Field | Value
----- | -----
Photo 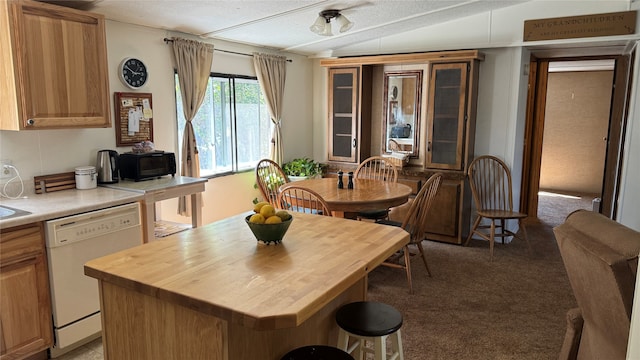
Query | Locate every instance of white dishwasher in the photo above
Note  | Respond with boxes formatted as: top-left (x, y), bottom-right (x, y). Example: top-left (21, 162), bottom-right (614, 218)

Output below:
top-left (45, 202), bottom-right (143, 357)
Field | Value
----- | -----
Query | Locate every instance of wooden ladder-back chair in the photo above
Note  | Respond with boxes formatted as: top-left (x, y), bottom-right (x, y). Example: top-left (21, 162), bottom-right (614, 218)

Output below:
top-left (277, 185), bottom-right (332, 216)
top-left (466, 155), bottom-right (531, 261)
top-left (255, 159), bottom-right (289, 206)
top-left (355, 156), bottom-right (398, 182)
top-left (378, 172), bottom-right (443, 294)
top-left (354, 156), bottom-right (399, 221)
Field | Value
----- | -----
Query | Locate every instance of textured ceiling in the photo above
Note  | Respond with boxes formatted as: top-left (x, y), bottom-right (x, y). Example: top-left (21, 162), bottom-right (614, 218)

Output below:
top-left (45, 0), bottom-right (530, 56)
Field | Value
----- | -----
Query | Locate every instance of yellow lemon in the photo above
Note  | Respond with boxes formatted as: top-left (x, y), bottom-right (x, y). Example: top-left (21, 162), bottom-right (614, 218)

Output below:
top-left (249, 213), bottom-right (265, 224)
top-left (253, 201), bottom-right (270, 213)
top-left (265, 215), bottom-right (282, 224)
top-left (260, 204), bottom-right (276, 218)
top-left (275, 210), bottom-right (291, 221)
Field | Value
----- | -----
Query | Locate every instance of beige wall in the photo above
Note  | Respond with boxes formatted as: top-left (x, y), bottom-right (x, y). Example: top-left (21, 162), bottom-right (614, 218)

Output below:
top-left (0, 21), bottom-right (314, 225)
top-left (539, 71), bottom-right (613, 194)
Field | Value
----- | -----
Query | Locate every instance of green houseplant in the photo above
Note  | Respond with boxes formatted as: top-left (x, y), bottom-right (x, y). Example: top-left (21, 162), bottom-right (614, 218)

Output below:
top-left (282, 158), bottom-right (323, 180)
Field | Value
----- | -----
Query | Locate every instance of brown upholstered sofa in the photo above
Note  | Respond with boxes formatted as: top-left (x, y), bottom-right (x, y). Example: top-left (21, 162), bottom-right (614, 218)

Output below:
top-left (554, 209), bottom-right (640, 360)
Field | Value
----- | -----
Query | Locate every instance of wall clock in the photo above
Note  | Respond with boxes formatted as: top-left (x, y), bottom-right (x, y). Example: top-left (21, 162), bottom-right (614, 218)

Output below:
top-left (119, 58), bottom-right (148, 89)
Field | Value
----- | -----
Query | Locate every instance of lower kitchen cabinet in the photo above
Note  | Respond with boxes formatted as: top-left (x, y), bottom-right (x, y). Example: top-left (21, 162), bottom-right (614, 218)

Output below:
top-left (0, 223), bottom-right (53, 360)
top-left (424, 177), bottom-right (470, 244)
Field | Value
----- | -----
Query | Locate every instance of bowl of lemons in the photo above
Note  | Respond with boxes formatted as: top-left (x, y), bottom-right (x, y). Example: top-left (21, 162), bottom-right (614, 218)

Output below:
top-left (246, 202), bottom-right (293, 245)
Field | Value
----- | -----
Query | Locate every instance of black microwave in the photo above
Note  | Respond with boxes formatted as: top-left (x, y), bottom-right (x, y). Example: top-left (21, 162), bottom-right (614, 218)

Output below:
top-left (119, 152), bottom-right (177, 181)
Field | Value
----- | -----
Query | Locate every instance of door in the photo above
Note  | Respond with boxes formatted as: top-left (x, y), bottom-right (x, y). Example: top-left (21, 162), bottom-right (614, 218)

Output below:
top-left (521, 54), bottom-right (633, 219)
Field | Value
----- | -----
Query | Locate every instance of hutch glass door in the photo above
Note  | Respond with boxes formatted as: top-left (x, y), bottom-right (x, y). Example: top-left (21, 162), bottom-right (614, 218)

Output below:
top-left (329, 68), bottom-right (359, 162)
top-left (426, 63), bottom-right (468, 170)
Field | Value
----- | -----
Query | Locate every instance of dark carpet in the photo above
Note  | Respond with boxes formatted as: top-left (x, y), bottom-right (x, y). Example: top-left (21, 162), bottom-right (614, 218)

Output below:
top-left (366, 191), bottom-right (594, 360)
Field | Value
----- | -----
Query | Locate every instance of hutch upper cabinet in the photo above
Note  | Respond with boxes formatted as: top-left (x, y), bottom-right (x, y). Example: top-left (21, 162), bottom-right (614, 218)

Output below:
top-left (424, 59), bottom-right (480, 244)
top-left (426, 62), bottom-right (472, 170)
top-left (327, 66), bottom-right (372, 163)
top-left (0, 0), bottom-right (110, 130)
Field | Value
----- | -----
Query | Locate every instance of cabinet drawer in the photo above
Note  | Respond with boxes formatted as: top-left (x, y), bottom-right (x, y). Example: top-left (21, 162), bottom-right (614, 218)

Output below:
top-left (0, 224), bottom-right (44, 265)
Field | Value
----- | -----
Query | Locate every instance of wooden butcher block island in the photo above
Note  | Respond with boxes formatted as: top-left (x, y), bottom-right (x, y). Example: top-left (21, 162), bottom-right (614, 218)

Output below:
top-left (84, 212), bottom-right (409, 360)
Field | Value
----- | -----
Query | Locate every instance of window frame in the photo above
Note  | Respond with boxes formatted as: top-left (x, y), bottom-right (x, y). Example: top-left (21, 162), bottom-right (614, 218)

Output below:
top-left (175, 71), bottom-right (271, 179)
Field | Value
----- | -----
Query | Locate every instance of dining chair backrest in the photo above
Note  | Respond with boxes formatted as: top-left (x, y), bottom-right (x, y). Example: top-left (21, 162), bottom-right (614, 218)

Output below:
top-left (467, 155), bottom-right (514, 213)
top-left (402, 172), bottom-right (443, 245)
top-left (355, 156), bottom-right (398, 183)
top-left (277, 185), bottom-right (332, 216)
top-left (255, 159), bottom-right (289, 206)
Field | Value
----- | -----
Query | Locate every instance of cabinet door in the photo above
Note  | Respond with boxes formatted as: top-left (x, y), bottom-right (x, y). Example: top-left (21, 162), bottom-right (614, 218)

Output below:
top-left (425, 63), bottom-right (468, 170)
top-left (12, 1), bottom-right (110, 129)
top-left (425, 179), bottom-right (461, 240)
top-left (328, 68), bottom-right (359, 162)
top-left (0, 224), bottom-right (53, 359)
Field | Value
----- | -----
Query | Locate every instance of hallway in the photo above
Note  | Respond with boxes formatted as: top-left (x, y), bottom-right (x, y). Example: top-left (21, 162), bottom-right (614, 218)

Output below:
top-left (537, 190), bottom-right (598, 227)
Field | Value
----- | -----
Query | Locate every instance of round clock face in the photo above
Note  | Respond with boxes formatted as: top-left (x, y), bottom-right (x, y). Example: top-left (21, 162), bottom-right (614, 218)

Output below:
top-left (120, 58), bottom-right (148, 89)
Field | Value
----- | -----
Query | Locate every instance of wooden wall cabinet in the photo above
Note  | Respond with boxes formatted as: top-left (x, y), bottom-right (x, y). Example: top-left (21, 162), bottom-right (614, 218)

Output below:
top-left (0, 0), bottom-right (110, 130)
top-left (0, 223), bottom-right (53, 360)
top-left (423, 60), bottom-right (480, 244)
top-left (327, 66), bottom-right (372, 163)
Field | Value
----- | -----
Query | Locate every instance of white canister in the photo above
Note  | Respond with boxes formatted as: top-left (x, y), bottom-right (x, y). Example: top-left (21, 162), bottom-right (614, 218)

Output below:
top-left (75, 166), bottom-right (97, 190)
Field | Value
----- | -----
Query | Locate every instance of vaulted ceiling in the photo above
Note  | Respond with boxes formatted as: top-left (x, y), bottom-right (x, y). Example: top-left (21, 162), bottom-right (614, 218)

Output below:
top-left (43, 0), bottom-right (531, 57)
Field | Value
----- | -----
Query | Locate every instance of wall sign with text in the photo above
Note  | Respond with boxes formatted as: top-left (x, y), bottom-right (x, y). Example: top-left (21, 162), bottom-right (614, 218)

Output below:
top-left (524, 11), bottom-right (636, 42)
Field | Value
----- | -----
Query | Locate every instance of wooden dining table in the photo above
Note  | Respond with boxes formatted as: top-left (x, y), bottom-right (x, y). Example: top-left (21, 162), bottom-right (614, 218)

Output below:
top-left (281, 177), bottom-right (413, 218)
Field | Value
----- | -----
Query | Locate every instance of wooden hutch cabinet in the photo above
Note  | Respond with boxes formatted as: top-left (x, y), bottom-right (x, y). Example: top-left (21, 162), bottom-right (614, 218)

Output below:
top-left (327, 66), bottom-right (372, 163)
top-left (0, 223), bottom-right (53, 359)
top-left (424, 59), bottom-right (480, 244)
top-left (321, 51), bottom-right (482, 245)
top-left (0, 0), bottom-right (110, 130)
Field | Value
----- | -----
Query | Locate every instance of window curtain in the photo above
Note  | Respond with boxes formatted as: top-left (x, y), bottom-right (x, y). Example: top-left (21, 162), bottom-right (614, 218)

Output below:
top-left (253, 53), bottom-right (287, 165)
top-left (170, 37), bottom-right (214, 216)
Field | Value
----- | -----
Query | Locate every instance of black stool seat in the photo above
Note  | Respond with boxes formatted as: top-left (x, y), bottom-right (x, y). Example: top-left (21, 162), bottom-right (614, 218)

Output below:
top-left (336, 301), bottom-right (403, 337)
top-left (281, 345), bottom-right (354, 360)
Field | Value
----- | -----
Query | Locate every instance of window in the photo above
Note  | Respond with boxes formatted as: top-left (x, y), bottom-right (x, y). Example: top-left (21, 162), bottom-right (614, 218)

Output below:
top-left (176, 73), bottom-right (271, 177)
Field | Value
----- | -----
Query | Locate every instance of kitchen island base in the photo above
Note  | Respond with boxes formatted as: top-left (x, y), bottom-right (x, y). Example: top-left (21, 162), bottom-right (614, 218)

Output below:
top-left (86, 212), bottom-right (407, 360)
top-left (98, 278), bottom-right (366, 359)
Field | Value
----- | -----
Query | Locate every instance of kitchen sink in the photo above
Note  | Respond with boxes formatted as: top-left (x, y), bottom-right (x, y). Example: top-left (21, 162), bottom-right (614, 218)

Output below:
top-left (0, 205), bottom-right (31, 219)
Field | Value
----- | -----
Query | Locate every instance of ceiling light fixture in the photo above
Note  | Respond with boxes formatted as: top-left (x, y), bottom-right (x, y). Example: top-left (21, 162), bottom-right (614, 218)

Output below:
top-left (310, 9), bottom-right (353, 36)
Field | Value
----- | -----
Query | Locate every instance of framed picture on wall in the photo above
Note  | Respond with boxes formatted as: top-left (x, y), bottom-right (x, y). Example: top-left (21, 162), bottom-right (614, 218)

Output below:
top-left (388, 100), bottom-right (398, 125)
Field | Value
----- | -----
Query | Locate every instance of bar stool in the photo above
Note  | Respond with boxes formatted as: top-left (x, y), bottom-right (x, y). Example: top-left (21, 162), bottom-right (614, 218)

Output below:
top-left (336, 301), bottom-right (404, 360)
top-left (281, 345), bottom-right (355, 360)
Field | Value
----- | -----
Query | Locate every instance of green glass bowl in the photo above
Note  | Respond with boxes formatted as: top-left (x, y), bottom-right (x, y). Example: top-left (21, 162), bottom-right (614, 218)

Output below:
top-left (245, 215), bottom-right (293, 245)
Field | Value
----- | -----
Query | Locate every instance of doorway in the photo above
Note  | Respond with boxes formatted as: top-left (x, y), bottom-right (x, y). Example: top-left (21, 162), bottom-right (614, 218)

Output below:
top-left (537, 62), bottom-right (614, 226)
top-left (521, 53), bottom-right (633, 223)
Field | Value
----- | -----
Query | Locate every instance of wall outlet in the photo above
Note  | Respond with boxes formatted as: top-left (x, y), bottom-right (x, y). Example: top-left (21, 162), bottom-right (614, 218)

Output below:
top-left (0, 160), bottom-right (13, 179)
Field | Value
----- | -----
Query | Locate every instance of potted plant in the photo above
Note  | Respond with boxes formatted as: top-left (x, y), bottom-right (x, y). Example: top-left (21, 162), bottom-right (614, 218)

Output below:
top-left (282, 158), bottom-right (324, 181)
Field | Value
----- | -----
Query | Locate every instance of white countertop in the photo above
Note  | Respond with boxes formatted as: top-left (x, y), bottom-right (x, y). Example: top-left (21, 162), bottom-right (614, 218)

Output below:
top-left (101, 176), bottom-right (207, 193)
top-left (0, 186), bottom-right (144, 229)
